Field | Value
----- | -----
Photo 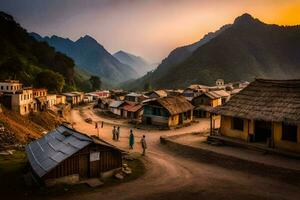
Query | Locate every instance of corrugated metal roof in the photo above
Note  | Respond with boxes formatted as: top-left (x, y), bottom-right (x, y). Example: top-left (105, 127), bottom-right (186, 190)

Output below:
top-left (126, 92), bottom-right (142, 97)
top-left (109, 100), bottom-right (124, 108)
top-left (25, 125), bottom-right (93, 177)
top-left (123, 104), bottom-right (143, 112)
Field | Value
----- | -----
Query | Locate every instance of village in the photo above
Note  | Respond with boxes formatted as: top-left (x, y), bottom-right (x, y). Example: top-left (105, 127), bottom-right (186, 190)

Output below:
top-left (0, 77), bottom-right (299, 200)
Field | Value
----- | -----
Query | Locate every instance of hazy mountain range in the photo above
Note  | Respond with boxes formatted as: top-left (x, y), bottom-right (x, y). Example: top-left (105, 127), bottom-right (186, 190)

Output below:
top-left (30, 33), bottom-right (147, 83)
top-left (125, 13), bottom-right (300, 90)
top-left (113, 50), bottom-right (154, 76)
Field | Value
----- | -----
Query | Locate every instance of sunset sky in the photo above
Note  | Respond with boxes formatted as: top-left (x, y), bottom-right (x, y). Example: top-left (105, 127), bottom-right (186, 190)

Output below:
top-left (0, 0), bottom-right (300, 62)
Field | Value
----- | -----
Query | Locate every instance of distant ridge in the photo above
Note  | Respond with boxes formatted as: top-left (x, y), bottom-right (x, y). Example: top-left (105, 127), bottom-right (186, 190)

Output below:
top-left (113, 50), bottom-right (154, 76)
top-left (31, 33), bottom-right (139, 83)
top-left (125, 13), bottom-right (300, 90)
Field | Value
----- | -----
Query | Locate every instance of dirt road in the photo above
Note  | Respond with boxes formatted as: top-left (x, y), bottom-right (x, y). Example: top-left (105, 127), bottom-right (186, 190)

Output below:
top-left (59, 105), bottom-right (299, 200)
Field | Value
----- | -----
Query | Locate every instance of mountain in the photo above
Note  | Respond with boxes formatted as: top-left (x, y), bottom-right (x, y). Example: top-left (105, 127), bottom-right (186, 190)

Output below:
top-left (126, 13), bottom-right (300, 90)
top-left (113, 51), bottom-right (153, 76)
top-left (156, 23), bottom-right (231, 74)
top-left (31, 33), bottom-right (139, 83)
top-left (0, 11), bottom-right (76, 92)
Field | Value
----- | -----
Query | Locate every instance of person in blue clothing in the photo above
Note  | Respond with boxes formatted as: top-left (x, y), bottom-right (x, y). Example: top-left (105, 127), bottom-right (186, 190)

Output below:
top-left (129, 129), bottom-right (134, 149)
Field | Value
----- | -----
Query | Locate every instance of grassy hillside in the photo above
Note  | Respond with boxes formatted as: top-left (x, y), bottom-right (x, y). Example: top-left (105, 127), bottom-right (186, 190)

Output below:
top-left (0, 11), bottom-right (77, 91)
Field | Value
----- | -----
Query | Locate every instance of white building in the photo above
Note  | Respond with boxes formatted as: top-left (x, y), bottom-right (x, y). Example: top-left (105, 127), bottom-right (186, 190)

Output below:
top-left (0, 80), bottom-right (23, 94)
top-left (46, 94), bottom-right (57, 108)
top-left (216, 79), bottom-right (225, 86)
top-left (11, 88), bottom-right (34, 115)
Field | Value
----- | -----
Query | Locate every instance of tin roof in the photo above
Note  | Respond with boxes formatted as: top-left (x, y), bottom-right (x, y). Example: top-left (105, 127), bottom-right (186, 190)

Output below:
top-left (122, 103), bottom-right (143, 112)
top-left (25, 125), bottom-right (124, 178)
top-left (25, 125), bottom-right (92, 177)
top-left (109, 100), bottom-right (125, 108)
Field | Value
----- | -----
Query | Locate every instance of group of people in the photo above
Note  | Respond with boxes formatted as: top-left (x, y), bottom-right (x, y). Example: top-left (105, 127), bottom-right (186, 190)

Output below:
top-left (112, 127), bottom-right (147, 156)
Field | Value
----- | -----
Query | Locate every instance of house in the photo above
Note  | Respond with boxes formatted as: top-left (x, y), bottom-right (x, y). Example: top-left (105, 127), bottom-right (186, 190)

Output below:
top-left (165, 89), bottom-right (183, 96)
top-left (62, 92), bottom-right (84, 106)
top-left (216, 79), bottom-right (225, 86)
top-left (0, 80), bottom-right (23, 94)
top-left (56, 95), bottom-right (66, 105)
top-left (146, 90), bottom-right (168, 99)
top-left (110, 90), bottom-right (127, 101)
top-left (192, 90), bottom-right (230, 118)
top-left (124, 92), bottom-right (146, 103)
top-left (84, 94), bottom-right (94, 103)
top-left (122, 103), bottom-right (143, 122)
top-left (182, 85), bottom-right (209, 101)
top-left (33, 88), bottom-right (47, 98)
top-left (85, 93), bottom-right (100, 101)
top-left (46, 94), bottom-right (57, 108)
top-left (212, 79), bottom-right (300, 153)
top-left (143, 96), bottom-right (194, 127)
top-left (98, 98), bottom-right (113, 110)
top-left (109, 100), bottom-right (126, 116)
top-left (25, 125), bottom-right (123, 186)
top-left (33, 88), bottom-right (48, 111)
top-left (92, 90), bottom-right (110, 99)
top-left (11, 88), bottom-right (35, 115)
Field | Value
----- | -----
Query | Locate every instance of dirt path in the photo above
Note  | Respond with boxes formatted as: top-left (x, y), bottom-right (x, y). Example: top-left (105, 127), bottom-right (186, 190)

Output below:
top-left (58, 105), bottom-right (299, 200)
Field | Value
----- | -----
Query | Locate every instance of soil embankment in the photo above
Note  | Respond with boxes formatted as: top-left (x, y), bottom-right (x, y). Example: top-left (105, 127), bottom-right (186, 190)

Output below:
top-left (0, 108), bottom-right (62, 148)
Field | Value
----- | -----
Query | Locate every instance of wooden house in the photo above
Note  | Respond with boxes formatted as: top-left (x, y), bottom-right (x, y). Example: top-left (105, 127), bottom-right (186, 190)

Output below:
top-left (108, 100), bottom-right (126, 116)
top-left (122, 103), bottom-right (143, 122)
top-left (146, 90), bottom-right (168, 99)
top-left (25, 125), bottom-right (123, 186)
top-left (124, 92), bottom-right (147, 103)
top-left (212, 79), bottom-right (300, 153)
top-left (182, 84), bottom-right (209, 101)
top-left (143, 96), bottom-right (194, 127)
top-left (192, 90), bottom-right (230, 118)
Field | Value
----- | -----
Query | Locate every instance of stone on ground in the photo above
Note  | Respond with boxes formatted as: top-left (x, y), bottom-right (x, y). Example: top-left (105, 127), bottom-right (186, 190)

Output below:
top-left (115, 173), bottom-right (124, 180)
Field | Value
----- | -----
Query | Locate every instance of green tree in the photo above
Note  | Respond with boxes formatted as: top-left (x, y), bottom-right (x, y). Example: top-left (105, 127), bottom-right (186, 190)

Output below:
top-left (89, 76), bottom-right (101, 91)
top-left (35, 70), bottom-right (65, 92)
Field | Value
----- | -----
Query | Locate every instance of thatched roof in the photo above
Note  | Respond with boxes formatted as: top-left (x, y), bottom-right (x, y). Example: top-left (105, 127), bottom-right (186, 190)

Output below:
top-left (156, 96), bottom-right (194, 115)
top-left (212, 79), bottom-right (300, 124)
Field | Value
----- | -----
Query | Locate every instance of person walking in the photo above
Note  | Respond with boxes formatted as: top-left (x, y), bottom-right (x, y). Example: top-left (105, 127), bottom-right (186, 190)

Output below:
top-left (129, 129), bottom-right (134, 149)
top-left (112, 126), bottom-right (116, 140)
top-left (141, 135), bottom-right (147, 156)
top-left (101, 121), bottom-right (104, 128)
top-left (116, 126), bottom-right (120, 141)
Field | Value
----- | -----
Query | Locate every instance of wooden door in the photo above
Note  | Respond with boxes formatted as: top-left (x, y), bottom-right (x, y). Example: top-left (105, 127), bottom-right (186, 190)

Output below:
top-left (79, 154), bottom-right (89, 179)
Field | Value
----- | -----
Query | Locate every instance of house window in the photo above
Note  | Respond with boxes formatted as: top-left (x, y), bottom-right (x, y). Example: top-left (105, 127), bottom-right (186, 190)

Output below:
top-left (231, 117), bottom-right (244, 131)
top-left (282, 123), bottom-right (298, 142)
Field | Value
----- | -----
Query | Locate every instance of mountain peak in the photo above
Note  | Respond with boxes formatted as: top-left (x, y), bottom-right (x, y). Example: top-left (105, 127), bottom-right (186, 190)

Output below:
top-left (234, 13), bottom-right (261, 25)
top-left (115, 50), bottom-right (127, 55)
top-left (76, 34), bottom-right (97, 43)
